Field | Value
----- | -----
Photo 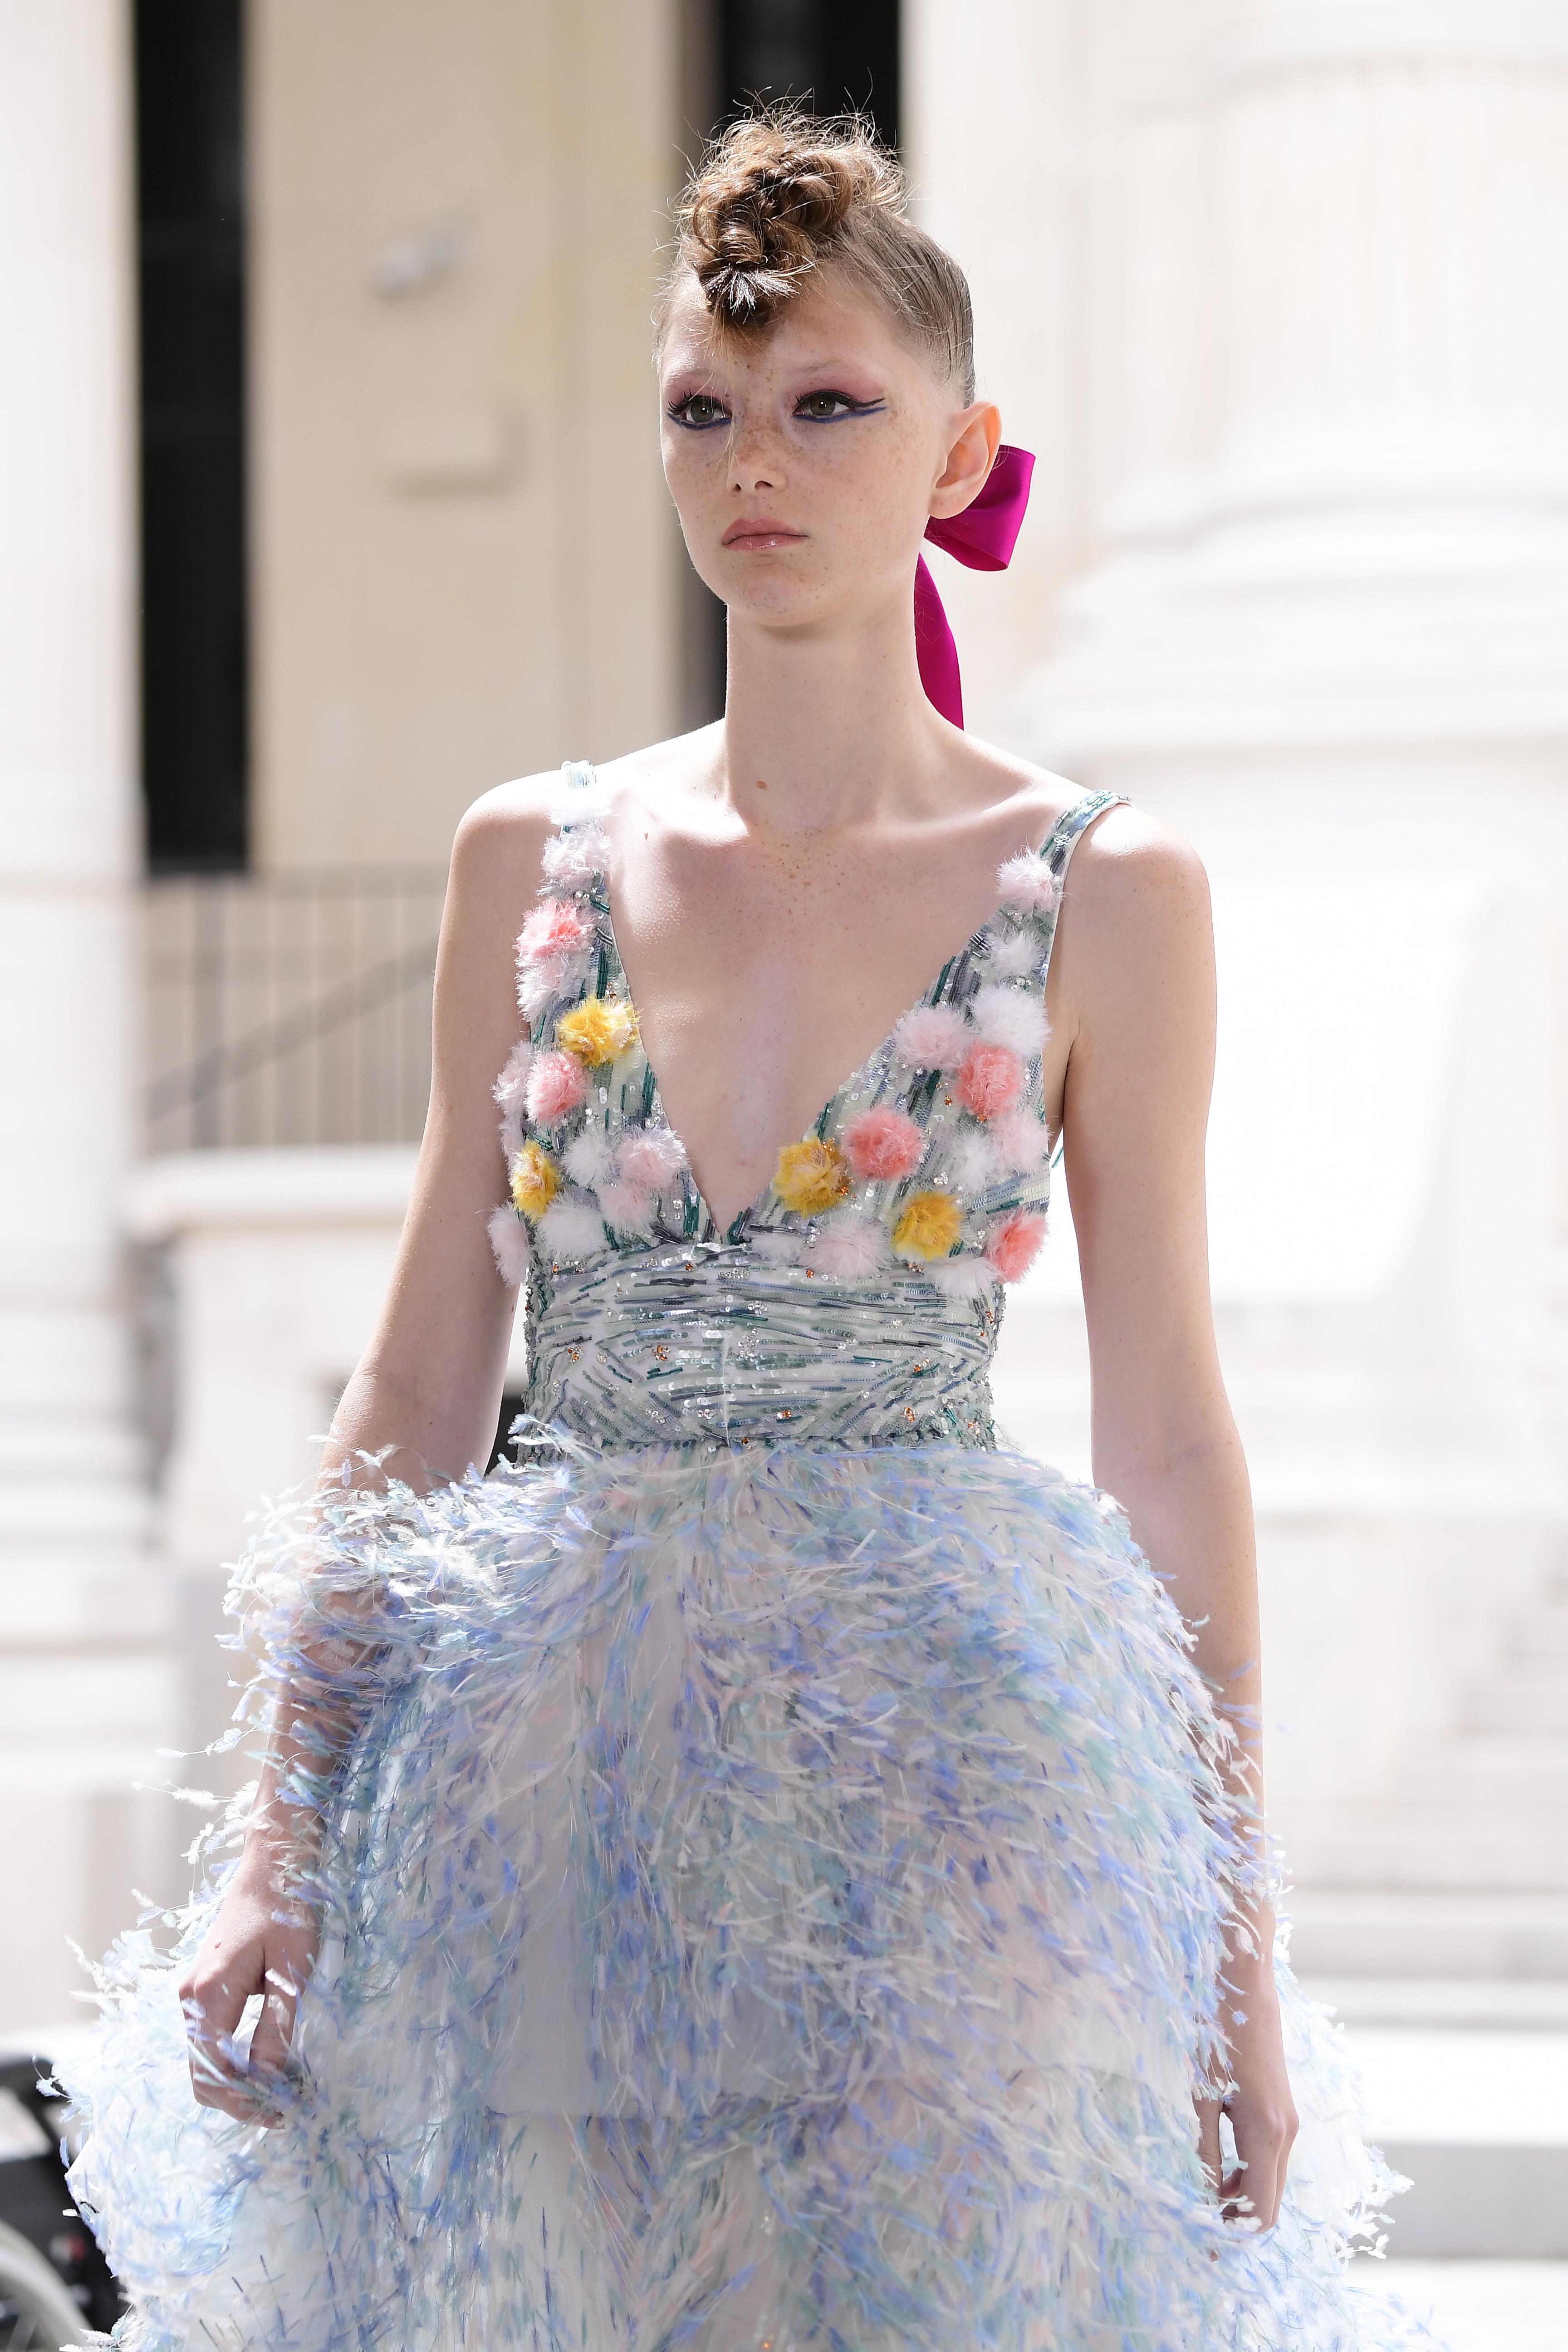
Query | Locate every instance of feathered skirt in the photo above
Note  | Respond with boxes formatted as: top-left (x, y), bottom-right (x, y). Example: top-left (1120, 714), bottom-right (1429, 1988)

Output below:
top-left (63, 1440), bottom-right (1426, 2350)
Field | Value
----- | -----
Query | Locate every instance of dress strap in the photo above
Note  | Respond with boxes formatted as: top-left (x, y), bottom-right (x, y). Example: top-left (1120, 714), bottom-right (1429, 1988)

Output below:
top-left (1034, 788), bottom-right (1127, 1006)
top-left (1035, 787), bottom-right (1127, 882)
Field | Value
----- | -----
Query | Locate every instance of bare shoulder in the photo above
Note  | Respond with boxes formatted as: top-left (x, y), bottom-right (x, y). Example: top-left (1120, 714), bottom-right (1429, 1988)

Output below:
top-left (1052, 801), bottom-right (1215, 1028)
top-left (450, 769), bottom-right (562, 908)
top-left (1066, 800), bottom-right (1210, 931)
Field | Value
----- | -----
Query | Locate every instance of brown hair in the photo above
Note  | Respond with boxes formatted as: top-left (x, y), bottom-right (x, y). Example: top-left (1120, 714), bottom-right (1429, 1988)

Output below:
top-left (666, 111), bottom-right (976, 402)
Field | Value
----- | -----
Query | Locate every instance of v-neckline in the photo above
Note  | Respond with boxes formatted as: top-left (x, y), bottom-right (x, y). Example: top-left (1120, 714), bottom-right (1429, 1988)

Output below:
top-left (595, 846), bottom-right (1046, 1247)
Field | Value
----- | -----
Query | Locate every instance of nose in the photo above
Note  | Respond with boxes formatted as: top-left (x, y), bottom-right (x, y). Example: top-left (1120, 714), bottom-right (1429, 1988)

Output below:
top-left (727, 410), bottom-right (785, 496)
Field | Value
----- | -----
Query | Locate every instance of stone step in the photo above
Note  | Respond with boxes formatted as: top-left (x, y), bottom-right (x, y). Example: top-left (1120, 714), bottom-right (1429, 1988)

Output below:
top-left (1299, 1976), bottom-right (1568, 2029)
top-left (1417, 1738), bottom-right (1568, 1809)
top-left (1501, 1646), bottom-right (1568, 1685)
top-left (1464, 1682), bottom-right (1568, 1735)
top-left (1513, 1607), bottom-right (1568, 1661)
top-left (1287, 1818), bottom-right (1568, 1891)
top-left (1287, 1889), bottom-right (1568, 1979)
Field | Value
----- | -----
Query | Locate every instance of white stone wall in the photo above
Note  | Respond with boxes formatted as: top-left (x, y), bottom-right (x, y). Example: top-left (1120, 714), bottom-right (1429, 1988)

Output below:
top-left (910, 0), bottom-right (1568, 1953)
top-left (0, 0), bottom-right (180, 2030)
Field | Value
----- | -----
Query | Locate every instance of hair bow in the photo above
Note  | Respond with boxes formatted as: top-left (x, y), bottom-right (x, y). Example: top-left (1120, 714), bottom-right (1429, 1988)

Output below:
top-left (914, 443), bottom-right (1035, 728)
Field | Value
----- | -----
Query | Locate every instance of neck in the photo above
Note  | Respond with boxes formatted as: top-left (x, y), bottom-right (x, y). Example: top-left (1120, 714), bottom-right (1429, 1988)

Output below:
top-left (714, 573), bottom-right (951, 831)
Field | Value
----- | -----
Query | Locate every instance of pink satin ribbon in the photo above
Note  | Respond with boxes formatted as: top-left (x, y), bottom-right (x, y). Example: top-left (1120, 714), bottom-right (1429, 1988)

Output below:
top-left (914, 443), bottom-right (1035, 728)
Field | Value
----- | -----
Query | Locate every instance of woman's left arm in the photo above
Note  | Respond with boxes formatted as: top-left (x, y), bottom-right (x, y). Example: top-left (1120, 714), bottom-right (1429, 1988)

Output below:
top-left (1051, 808), bottom-right (1299, 2228)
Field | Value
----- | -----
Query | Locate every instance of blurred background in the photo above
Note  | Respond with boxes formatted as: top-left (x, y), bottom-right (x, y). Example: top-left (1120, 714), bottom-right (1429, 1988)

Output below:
top-left (1, 0), bottom-right (1566, 2341)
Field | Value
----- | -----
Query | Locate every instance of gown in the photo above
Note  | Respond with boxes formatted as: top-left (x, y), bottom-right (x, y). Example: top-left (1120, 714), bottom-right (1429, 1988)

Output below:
top-left (59, 768), bottom-right (1438, 2351)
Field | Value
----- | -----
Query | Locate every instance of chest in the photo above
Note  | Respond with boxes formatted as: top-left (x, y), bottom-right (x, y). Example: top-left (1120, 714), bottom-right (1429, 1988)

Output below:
top-left (609, 827), bottom-right (1024, 1131)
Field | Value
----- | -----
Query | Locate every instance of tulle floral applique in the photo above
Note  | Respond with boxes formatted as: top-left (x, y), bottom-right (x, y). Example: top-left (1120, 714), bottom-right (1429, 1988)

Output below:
top-left (488, 766), bottom-right (1112, 1296)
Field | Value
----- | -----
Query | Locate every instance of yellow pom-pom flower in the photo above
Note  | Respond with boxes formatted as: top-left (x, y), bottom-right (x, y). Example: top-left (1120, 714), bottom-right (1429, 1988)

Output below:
top-left (772, 1136), bottom-right (850, 1215)
top-left (510, 1140), bottom-right (561, 1221)
top-left (892, 1190), bottom-right (963, 1262)
top-left (556, 995), bottom-right (639, 1066)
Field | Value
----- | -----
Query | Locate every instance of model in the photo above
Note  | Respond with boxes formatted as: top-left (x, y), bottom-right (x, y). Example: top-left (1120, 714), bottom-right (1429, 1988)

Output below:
top-left (63, 114), bottom-right (1434, 2352)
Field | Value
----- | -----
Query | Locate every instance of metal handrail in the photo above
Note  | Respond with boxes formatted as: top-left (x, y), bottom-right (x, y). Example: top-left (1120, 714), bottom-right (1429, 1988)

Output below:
top-left (145, 932), bottom-right (438, 1121)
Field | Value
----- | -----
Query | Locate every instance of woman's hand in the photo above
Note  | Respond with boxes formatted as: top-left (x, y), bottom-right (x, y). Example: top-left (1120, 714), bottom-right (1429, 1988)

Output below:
top-left (177, 1837), bottom-right (320, 2123)
top-left (1196, 1928), bottom-right (1298, 2229)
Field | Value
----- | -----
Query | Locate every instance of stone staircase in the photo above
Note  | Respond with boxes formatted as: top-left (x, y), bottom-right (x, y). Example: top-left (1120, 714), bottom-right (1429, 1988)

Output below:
top-left (1289, 1556), bottom-right (1568, 2012)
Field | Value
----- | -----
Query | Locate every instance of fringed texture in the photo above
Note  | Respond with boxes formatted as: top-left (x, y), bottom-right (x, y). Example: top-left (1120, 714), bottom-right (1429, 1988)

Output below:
top-left (929, 1254), bottom-right (1000, 1303)
top-left (996, 852), bottom-right (1062, 914)
top-left (983, 925), bottom-right (1042, 980)
top-left (892, 1002), bottom-right (970, 1071)
top-left (537, 1194), bottom-right (608, 1265)
top-left (564, 1126), bottom-right (617, 1189)
top-left (971, 983), bottom-right (1049, 1058)
top-left (986, 1210), bottom-right (1049, 1284)
top-left (616, 1126), bottom-right (687, 1195)
top-left (810, 1207), bottom-right (891, 1278)
top-left (990, 1108), bottom-right (1051, 1173)
top-left (542, 822), bottom-right (610, 891)
top-left (58, 1446), bottom-right (1416, 2352)
top-left (486, 1204), bottom-right (532, 1287)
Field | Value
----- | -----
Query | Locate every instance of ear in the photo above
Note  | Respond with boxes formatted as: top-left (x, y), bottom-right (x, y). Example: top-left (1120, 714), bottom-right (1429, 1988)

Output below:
top-left (929, 401), bottom-right (1002, 519)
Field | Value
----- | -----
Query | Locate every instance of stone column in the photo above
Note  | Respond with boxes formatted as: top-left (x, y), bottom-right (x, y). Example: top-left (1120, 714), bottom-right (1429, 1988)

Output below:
top-left (914, 0), bottom-right (1568, 1983)
top-left (0, 0), bottom-right (174, 2032)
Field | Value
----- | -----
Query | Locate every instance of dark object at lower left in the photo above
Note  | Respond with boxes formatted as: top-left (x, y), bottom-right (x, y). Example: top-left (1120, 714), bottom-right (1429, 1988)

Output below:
top-left (0, 2055), bottom-right (125, 2339)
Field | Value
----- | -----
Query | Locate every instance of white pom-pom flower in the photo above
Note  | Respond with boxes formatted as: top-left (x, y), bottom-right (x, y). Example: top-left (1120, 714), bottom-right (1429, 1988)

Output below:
top-left (971, 984), bottom-right (1049, 1058)
top-left (809, 1209), bottom-right (889, 1279)
top-left (929, 1254), bottom-right (999, 1302)
top-left (948, 1130), bottom-right (1001, 1194)
top-left (750, 1228), bottom-right (804, 1266)
top-left (546, 774), bottom-right (613, 826)
top-left (996, 853), bottom-right (1062, 914)
top-left (892, 1003), bottom-right (970, 1070)
top-left (541, 823), bottom-right (609, 891)
top-left (487, 1205), bottom-right (533, 1288)
top-left (499, 1107), bottom-right (524, 1160)
top-left (982, 926), bottom-right (1040, 980)
top-left (538, 1194), bottom-right (608, 1264)
top-left (564, 1127), bottom-right (617, 1189)
top-left (492, 1039), bottom-right (534, 1114)
top-left (989, 1108), bottom-right (1051, 1173)
top-left (517, 953), bottom-right (588, 1025)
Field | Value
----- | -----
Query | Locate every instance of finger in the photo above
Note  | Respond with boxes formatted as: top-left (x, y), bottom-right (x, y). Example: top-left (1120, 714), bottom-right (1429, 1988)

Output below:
top-left (1193, 2095), bottom-right (1223, 2195)
top-left (250, 1960), bottom-right (301, 2077)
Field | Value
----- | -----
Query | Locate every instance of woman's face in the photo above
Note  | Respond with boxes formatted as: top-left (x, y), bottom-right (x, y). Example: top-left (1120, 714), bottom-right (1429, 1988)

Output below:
top-left (658, 268), bottom-right (996, 632)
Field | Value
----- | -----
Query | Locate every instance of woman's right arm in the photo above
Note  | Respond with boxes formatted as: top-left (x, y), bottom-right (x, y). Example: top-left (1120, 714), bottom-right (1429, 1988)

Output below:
top-left (177, 779), bottom-right (555, 2117)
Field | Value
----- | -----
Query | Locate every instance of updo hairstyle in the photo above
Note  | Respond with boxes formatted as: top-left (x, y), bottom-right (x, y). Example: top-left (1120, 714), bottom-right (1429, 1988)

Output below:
top-left (667, 111), bottom-right (976, 402)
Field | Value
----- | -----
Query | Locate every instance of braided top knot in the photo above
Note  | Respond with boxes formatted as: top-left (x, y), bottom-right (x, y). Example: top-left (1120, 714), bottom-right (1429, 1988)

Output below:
top-left (681, 117), bottom-right (902, 331)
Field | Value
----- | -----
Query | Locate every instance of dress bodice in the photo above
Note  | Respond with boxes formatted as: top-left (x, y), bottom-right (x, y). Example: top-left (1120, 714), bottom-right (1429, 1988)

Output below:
top-left (488, 765), bottom-right (1121, 1454)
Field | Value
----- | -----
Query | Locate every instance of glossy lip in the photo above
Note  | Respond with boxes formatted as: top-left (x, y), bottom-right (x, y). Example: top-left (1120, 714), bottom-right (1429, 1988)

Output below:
top-left (722, 516), bottom-right (805, 549)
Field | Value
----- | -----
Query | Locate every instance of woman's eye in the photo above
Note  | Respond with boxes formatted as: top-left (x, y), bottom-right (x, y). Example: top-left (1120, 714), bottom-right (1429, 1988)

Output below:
top-left (668, 394), bottom-right (729, 430)
top-left (794, 391), bottom-right (882, 421)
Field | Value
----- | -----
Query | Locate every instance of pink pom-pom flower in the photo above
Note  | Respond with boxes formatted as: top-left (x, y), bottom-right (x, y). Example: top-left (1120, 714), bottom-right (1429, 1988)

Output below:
top-left (985, 1210), bottom-right (1049, 1283)
top-left (517, 897), bottom-right (593, 962)
top-left (598, 1181), bottom-right (656, 1240)
top-left (617, 1126), bottom-right (687, 1195)
top-left (842, 1107), bottom-right (923, 1184)
top-left (954, 1041), bottom-right (1025, 1122)
top-left (892, 1003), bottom-right (969, 1071)
top-left (487, 1204), bottom-right (533, 1288)
top-left (541, 824), bottom-right (609, 891)
top-left (525, 1049), bottom-right (589, 1125)
top-left (996, 853), bottom-right (1062, 914)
